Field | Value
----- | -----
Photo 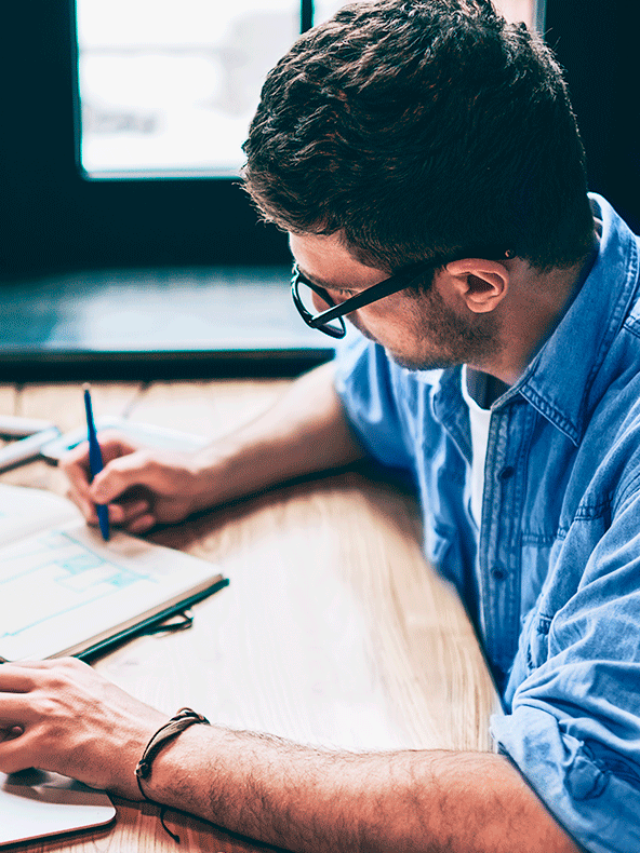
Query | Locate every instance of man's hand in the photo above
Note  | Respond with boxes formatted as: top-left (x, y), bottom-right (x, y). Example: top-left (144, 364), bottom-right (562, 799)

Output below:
top-left (0, 658), bottom-right (165, 798)
top-left (61, 364), bottom-right (365, 536)
top-left (62, 432), bottom-right (213, 534)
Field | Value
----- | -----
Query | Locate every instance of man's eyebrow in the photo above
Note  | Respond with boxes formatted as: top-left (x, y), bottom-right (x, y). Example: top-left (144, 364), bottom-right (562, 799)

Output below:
top-left (298, 267), bottom-right (352, 291)
top-left (297, 266), bottom-right (325, 287)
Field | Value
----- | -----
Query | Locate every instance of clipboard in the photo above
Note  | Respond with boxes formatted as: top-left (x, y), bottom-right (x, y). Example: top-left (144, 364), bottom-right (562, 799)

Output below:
top-left (0, 769), bottom-right (116, 846)
top-left (0, 484), bottom-right (230, 663)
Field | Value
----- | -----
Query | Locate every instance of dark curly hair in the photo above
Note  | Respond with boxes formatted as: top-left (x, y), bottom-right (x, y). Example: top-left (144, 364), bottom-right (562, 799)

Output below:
top-left (243, 0), bottom-right (594, 272)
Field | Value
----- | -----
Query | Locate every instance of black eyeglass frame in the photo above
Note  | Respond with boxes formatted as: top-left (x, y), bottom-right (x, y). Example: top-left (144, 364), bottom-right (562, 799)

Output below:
top-left (291, 248), bottom-right (513, 339)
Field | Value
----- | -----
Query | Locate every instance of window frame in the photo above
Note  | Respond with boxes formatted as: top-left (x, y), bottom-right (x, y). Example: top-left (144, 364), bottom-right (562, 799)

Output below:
top-left (0, 0), bottom-right (293, 279)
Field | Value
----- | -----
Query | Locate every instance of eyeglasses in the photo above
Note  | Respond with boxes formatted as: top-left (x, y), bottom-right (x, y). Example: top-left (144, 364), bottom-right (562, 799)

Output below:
top-left (291, 259), bottom-right (439, 339)
top-left (291, 247), bottom-right (512, 339)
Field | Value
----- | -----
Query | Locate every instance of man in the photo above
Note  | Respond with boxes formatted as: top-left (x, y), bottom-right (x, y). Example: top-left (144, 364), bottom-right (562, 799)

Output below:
top-left (0, 2), bottom-right (638, 851)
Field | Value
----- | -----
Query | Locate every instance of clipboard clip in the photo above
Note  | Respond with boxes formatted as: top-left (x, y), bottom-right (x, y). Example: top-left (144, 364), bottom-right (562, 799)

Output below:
top-left (142, 609), bottom-right (194, 636)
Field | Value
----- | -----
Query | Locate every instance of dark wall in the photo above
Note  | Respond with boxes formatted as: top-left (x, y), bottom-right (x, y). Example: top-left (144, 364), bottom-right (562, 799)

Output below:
top-left (545, 0), bottom-right (640, 234)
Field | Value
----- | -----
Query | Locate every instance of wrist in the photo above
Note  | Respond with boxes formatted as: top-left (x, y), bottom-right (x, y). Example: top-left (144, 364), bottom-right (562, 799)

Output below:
top-left (187, 446), bottom-right (237, 510)
top-left (133, 708), bottom-right (211, 842)
top-left (95, 712), bottom-right (166, 801)
top-left (189, 438), bottom-right (276, 510)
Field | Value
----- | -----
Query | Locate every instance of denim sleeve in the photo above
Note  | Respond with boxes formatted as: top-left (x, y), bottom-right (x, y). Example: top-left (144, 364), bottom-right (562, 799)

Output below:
top-left (491, 488), bottom-right (640, 853)
top-left (334, 334), bottom-right (414, 472)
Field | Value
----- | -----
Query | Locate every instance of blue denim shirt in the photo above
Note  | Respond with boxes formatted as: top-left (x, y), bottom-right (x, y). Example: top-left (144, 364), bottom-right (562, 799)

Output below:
top-left (335, 195), bottom-right (640, 853)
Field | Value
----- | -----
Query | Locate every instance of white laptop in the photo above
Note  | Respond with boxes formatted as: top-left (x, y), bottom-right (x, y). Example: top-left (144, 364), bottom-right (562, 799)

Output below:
top-left (0, 769), bottom-right (115, 846)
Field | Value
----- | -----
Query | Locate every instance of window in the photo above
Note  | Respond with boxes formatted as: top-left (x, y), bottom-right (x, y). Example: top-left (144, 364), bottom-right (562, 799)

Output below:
top-left (76, 1), bottom-right (302, 177)
top-left (1, 2), bottom-right (360, 278)
top-left (76, 1), bottom-right (373, 179)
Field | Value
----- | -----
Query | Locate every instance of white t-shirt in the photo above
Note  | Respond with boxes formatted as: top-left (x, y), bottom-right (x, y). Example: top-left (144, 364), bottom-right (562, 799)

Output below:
top-left (460, 365), bottom-right (493, 529)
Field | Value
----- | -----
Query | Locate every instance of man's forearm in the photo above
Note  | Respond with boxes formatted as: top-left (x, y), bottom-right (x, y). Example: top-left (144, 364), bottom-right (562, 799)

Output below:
top-left (191, 361), bottom-right (366, 508)
top-left (144, 724), bottom-right (580, 853)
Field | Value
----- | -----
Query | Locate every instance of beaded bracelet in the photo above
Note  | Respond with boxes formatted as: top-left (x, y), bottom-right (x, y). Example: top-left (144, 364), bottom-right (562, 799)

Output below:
top-left (135, 707), bottom-right (211, 843)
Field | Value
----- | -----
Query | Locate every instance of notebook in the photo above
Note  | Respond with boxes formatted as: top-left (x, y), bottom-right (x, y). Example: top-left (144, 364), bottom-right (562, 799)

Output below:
top-left (0, 484), bottom-right (228, 662)
top-left (0, 770), bottom-right (116, 846)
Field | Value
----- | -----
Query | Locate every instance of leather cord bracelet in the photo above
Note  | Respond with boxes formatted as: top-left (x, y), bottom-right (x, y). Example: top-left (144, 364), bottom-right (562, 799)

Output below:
top-left (135, 707), bottom-right (211, 843)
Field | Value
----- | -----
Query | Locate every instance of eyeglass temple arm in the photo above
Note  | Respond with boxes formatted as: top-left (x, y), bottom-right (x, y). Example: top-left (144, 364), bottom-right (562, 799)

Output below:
top-left (305, 246), bottom-right (512, 326)
top-left (311, 268), bottom-right (423, 325)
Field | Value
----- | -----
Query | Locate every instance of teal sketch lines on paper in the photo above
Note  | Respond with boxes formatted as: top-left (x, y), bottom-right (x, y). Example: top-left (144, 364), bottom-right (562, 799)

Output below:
top-left (0, 530), bottom-right (151, 639)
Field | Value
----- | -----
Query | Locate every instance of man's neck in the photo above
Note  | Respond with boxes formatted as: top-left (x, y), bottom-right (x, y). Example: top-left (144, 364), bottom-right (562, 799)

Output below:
top-left (465, 367), bottom-right (510, 408)
top-left (478, 234), bottom-right (600, 386)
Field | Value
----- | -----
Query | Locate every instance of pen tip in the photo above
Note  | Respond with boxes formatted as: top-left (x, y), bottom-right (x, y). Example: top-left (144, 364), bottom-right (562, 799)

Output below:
top-left (83, 383), bottom-right (91, 393)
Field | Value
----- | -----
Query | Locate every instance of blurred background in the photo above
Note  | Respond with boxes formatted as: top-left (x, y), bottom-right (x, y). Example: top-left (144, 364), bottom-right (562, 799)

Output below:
top-left (0, 0), bottom-right (637, 380)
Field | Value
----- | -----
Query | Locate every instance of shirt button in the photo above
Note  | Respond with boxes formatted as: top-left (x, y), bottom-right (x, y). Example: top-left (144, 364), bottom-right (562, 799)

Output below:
top-left (491, 566), bottom-right (508, 581)
top-left (498, 466), bottom-right (515, 480)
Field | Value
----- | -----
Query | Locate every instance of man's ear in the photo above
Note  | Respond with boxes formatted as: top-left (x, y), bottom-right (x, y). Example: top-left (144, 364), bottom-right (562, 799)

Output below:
top-left (444, 259), bottom-right (509, 314)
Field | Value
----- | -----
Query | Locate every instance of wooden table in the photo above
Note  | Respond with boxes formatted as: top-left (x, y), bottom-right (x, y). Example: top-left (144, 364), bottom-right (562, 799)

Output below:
top-left (0, 378), bottom-right (499, 852)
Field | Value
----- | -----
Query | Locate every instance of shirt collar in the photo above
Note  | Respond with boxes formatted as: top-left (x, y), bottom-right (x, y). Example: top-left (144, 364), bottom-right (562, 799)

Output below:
top-left (504, 194), bottom-right (640, 445)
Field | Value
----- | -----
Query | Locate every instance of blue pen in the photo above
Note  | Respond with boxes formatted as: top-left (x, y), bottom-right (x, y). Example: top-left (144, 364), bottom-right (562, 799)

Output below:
top-left (83, 384), bottom-right (110, 541)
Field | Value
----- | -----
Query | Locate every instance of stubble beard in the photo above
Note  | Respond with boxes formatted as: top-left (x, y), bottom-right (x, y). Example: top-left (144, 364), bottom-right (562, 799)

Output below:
top-left (348, 285), bottom-right (503, 372)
